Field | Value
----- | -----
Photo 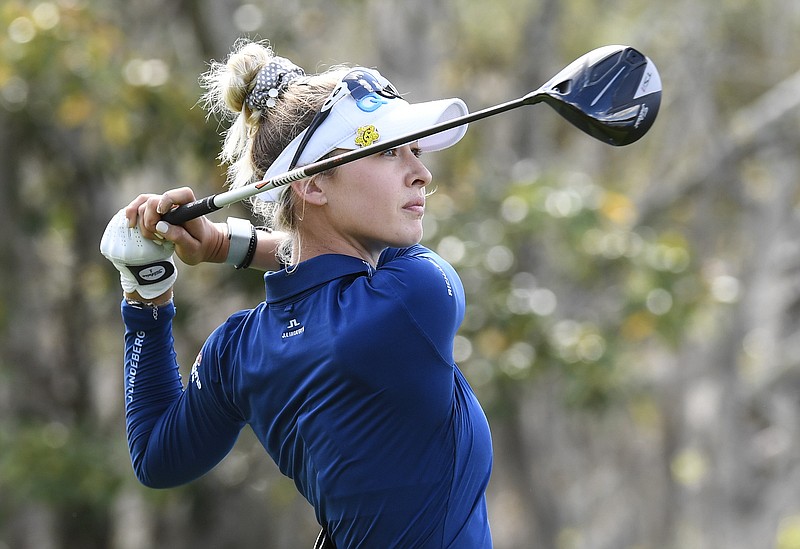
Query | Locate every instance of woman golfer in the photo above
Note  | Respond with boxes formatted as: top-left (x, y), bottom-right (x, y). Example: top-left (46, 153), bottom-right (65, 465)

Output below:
top-left (101, 38), bottom-right (493, 548)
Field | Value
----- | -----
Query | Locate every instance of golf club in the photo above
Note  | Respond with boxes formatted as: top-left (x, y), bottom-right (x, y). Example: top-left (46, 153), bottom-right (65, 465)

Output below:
top-left (162, 44), bottom-right (661, 225)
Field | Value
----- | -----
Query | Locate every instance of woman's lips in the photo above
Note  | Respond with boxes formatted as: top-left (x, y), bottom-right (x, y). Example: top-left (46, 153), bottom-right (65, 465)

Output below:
top-left (403, 198), bottom-right (425, 215)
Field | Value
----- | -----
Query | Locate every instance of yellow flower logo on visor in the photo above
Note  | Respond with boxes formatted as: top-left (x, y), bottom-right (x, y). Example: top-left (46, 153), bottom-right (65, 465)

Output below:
top-left (355, 125), bottom-right (380, 147)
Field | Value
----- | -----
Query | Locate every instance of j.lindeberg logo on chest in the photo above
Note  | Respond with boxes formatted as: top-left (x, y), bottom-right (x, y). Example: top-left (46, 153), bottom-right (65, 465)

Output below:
top-left (282, 318), bottom-right (305, 339)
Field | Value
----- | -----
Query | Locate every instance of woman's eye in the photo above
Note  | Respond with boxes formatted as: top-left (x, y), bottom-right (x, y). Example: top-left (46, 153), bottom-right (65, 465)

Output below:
top-left (380, 147), bottom-right (422, 158)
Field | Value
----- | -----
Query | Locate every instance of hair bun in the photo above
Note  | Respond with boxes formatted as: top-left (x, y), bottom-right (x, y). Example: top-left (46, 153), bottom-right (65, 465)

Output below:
top-left (245, 57), bottom-right (305, 111)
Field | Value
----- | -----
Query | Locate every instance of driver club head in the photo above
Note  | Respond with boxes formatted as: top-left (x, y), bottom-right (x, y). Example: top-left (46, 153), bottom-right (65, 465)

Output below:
top-left (530, 45), bottom-right (662, 146)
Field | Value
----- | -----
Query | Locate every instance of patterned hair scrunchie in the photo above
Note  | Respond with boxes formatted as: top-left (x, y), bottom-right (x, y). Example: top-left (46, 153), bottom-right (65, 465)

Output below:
top-left (246, 57), bottom-right (305, 111)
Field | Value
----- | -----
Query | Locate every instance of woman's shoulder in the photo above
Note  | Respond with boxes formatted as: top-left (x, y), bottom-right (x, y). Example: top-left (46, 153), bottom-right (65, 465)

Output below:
top-left (378, 244), bottom-right (437, 265)
top-left (370, 245), bottom-right (465, 349)
top-left (376, 245), bottom-right (462, 302)
top-left (378, 244), bottom-right (452, 273)
top-left (206, 304), bottom-right (265, 352)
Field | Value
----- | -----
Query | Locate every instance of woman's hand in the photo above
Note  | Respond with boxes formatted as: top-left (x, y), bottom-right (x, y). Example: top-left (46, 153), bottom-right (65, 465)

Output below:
top-left (124, 187), bottom-right (228, 266)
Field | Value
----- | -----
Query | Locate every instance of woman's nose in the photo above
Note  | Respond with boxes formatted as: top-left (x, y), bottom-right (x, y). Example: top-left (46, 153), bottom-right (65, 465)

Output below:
top-left (406, 150), bottom-right (432, 187)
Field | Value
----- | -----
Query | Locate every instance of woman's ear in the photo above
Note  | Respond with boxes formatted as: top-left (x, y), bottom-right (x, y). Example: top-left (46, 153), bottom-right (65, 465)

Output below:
top-left (291, 176), bottom-right (327, 206)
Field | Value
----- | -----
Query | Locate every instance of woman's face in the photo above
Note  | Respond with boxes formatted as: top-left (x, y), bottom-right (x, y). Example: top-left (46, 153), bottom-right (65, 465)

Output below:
top-left (310, 143), bottom-right (433, 263)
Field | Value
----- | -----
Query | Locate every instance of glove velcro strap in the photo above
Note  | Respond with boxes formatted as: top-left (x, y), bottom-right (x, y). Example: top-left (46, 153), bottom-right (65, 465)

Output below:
top-left (128, 261), bottom-right (176, 286)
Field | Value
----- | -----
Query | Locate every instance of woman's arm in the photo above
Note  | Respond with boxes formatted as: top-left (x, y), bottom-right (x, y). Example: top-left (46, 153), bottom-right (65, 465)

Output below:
top-left (111, 187), bottom-right (272, 487)
top-left (124, 187), bottom-right (286, 272)
top-left (122, 301), bottom-right (246, 488)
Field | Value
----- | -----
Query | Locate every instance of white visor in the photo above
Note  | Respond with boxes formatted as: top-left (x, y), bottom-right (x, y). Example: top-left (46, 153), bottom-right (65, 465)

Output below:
top-left (258, 68), bottom-right (469, 201)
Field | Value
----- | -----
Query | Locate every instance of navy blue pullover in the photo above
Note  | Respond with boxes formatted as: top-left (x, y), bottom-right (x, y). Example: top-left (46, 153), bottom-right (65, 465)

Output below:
top-left (122, 245), bottom-right (493, 548)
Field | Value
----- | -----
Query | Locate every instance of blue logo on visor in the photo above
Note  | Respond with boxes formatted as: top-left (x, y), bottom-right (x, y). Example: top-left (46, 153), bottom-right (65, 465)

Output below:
top-left (356, 93), bottom-right (388, 112)
top-left (287, 68), bottom-right (401, 170)
top-left (344, 69), bottom-right (399, 113)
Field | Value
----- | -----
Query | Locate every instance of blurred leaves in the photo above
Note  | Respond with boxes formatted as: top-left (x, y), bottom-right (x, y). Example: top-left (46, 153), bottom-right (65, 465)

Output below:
top-left (1, 0), bottom-right (217, 178)
top-left (425, 164), bottom-right (708, 409)
top-left (0, 421), bottom-right (124, 508)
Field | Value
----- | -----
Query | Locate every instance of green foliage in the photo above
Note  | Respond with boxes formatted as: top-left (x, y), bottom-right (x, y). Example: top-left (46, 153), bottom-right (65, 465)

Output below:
top-left (0, 421), bottom-right (125, 509)
top-left (425, 162), bottom-right (707, 409)
top-left (1, 1), bottom-right (216, 177)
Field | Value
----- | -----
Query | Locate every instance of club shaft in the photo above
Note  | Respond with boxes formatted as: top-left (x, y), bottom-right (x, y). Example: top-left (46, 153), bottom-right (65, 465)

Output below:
top-left (141, 45), bottom-right (662, 225)
top-left (161, 95), bottom-right (531, 225)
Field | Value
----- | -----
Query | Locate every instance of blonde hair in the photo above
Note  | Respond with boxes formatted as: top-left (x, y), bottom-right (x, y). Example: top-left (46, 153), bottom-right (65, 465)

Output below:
top-left (199, 38), bottom-right (348, 264)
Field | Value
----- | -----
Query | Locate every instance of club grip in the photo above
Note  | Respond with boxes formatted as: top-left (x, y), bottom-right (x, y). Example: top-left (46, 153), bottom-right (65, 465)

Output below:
top-left (160, 196), bottom-right (220, 225)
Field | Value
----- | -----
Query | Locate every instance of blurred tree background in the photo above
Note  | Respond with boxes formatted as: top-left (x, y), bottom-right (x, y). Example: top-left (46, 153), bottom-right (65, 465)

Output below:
top-left (3, 0), bottom-right (800, 547)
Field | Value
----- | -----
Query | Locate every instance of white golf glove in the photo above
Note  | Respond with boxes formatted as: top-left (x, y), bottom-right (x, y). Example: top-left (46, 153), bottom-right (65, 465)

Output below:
top-left (100, 209), bottom-right (177, 299)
